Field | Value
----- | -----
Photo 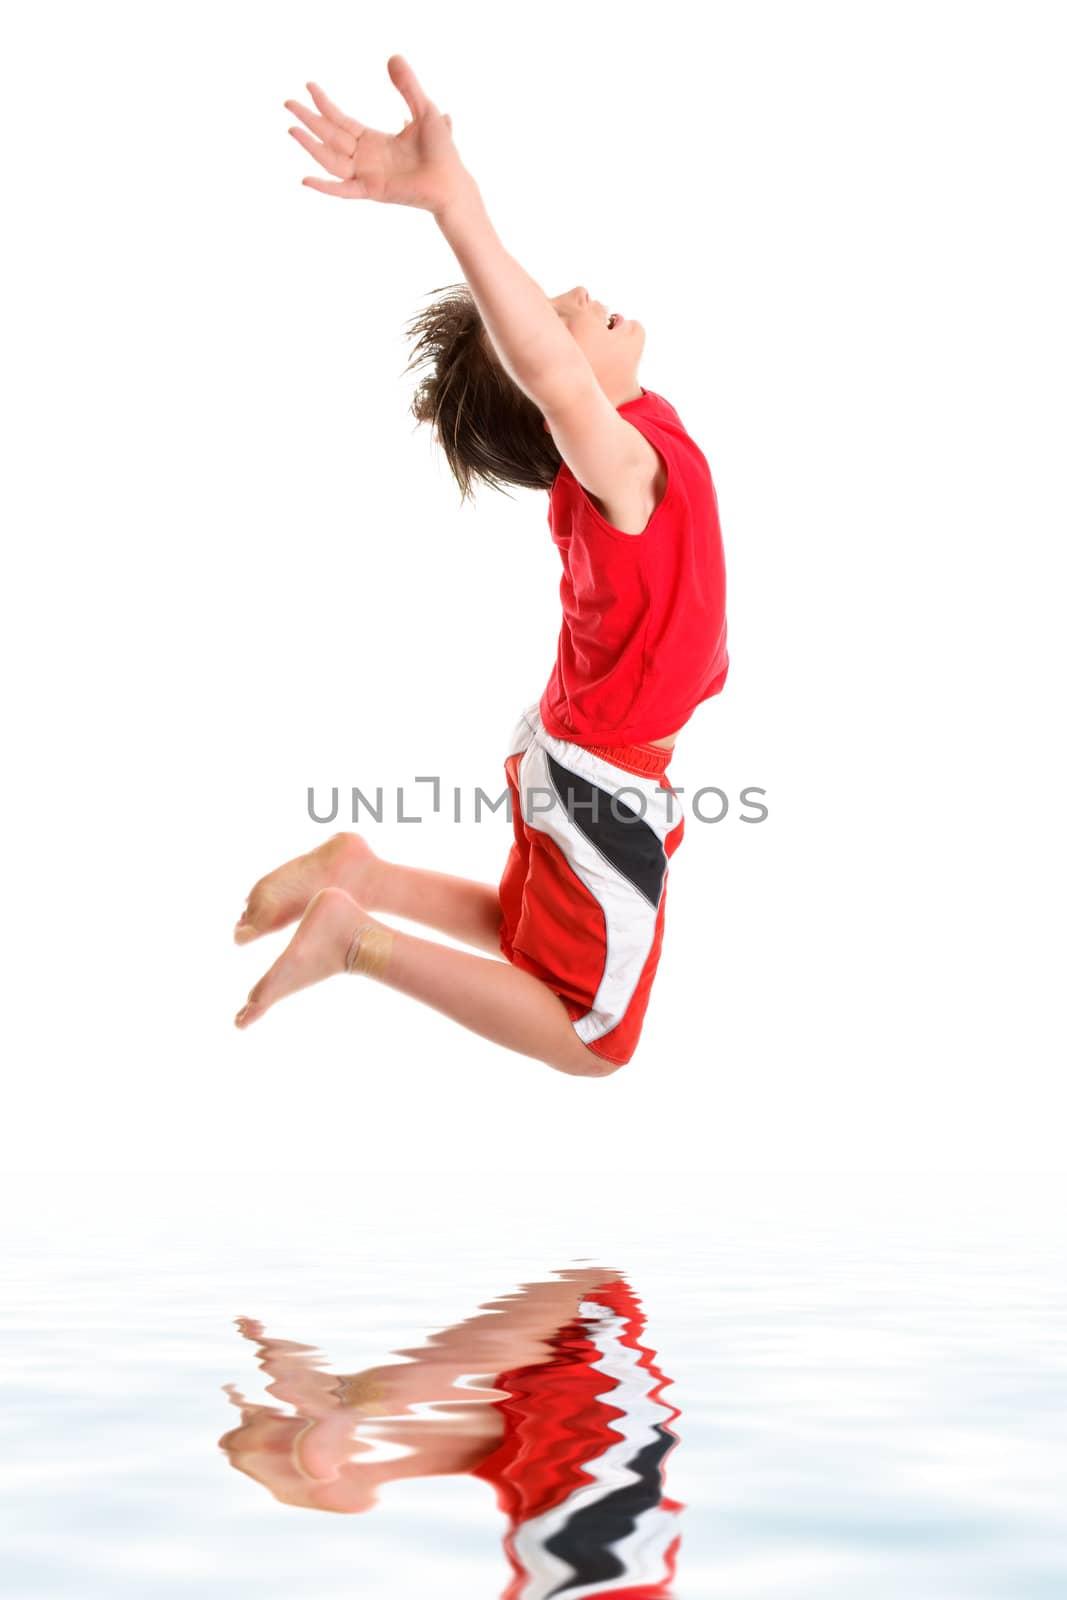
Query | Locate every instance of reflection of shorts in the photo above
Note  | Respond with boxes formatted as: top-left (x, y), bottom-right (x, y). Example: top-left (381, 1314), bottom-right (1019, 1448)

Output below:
top-left (497, 701), bottom-right (686, 1066)
top-left (470, 1277), bottom-right (685, 1588)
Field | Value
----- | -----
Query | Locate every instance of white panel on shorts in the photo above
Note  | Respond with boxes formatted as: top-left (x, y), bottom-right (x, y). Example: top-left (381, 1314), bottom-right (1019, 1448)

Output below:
top-left (505, 702), bottom-right (674, 1047)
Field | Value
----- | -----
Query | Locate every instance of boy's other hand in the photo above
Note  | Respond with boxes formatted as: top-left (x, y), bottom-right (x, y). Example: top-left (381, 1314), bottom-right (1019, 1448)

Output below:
top-left (285, 55), bottom-right (469, 214)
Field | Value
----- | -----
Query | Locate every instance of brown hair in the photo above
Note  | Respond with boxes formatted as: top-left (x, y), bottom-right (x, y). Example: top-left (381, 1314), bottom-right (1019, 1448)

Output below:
top-left (403, 282), bottom-right (563, 506)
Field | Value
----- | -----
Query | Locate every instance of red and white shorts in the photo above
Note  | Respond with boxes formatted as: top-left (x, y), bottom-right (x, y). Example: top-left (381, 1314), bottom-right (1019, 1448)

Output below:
top-left (497, 701), bottom-right (686, 1066)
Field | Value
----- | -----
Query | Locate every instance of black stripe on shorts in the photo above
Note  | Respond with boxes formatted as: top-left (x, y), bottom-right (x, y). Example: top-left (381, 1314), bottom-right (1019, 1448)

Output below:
top-left (546, 753), bottom-right (667, 911)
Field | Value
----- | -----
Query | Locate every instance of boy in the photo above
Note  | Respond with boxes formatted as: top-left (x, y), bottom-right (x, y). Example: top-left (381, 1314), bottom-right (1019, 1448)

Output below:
top-left (233, 56), bottom-right (728, 1076)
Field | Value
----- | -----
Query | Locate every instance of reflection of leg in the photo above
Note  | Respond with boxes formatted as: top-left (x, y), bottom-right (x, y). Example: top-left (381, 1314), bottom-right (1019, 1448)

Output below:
top-left (235, 831), bottom-right (503, 957)
top-left (291, 1400), bottom-right (505, 1479)
top-left (356, 1404), bottom-right (507, 1479)
top-left (234, 887), bottom-right (612, 1077)
top-left (301, 1403), bottom-right (506, 1503)
top-left (219, 1388), bottom-right (502, 1513)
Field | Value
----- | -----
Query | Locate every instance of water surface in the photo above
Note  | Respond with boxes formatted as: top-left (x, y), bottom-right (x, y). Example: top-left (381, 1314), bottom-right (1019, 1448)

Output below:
top-left (2, 1171), bottom-right (1064, 1597)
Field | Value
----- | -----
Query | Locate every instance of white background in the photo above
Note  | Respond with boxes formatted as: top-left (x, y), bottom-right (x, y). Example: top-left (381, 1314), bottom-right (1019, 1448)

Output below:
top-left (2, 1), bottom-right (1063, 1176)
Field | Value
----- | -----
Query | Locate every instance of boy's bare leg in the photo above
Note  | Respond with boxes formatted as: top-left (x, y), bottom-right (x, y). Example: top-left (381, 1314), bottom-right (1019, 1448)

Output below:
top-left (235, 832), bottom-right (503, 958)
top-left (233, 888), bottom-right (613, 1078)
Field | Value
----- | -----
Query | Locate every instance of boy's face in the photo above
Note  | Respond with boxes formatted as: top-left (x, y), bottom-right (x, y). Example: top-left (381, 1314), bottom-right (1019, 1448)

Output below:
top-left (549, 285), bottom-right (644, 401)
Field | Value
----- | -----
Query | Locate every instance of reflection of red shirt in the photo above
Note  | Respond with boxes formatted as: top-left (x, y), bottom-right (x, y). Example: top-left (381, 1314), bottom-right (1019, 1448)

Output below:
top-left (471, 1278), bottom-right (684, 1599)
top-left (539, 386), bottom-right (729, 746)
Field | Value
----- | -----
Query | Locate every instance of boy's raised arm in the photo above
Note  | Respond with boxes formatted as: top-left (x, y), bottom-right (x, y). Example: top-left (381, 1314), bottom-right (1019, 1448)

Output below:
top-left (433, 178), bottom-right (584, 403)
top-left (284, 56), bottom-right (586, 404)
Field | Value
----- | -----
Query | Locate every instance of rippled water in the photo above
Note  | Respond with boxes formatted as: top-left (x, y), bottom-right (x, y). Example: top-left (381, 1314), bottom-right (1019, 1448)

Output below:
top-left (2, 1172), bottom-right (1065, 1597)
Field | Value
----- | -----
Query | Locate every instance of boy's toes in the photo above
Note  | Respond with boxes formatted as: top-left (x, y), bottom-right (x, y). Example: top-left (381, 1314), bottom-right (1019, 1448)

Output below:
top-left (234, 971), bottom-right (274, 1026)
top-left (233, 873), bottom-right (308, 942)
top-left (233, 890), bottom-right (274, 943)
top-left (233, 911), bottom-right (260, 944)
top-left (232, 888), bottom-right (363, 1033)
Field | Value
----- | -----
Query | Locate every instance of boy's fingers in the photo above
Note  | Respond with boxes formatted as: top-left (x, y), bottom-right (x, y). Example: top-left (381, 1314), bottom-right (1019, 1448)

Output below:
top-left (305, 80), bottom-right (365, 138)
top-left (387, 53), bottom-right (434, 122)
top-left (288, 124), bottom-right (352, 176)
top-left (302, 176), bottom-right (369, 199)
top-left (285, 98), bottom-right (350, 155)
top-left (283, 97), bottom-right (322, 132)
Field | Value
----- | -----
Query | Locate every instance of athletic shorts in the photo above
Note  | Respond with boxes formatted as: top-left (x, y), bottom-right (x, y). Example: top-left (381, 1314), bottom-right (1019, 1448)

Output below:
top-left (497, 701), bottom-right (686, 1067)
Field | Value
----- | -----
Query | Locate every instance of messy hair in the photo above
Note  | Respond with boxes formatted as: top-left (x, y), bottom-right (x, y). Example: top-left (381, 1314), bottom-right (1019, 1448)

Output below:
top-left (403, 282), bottom-right (563, 506)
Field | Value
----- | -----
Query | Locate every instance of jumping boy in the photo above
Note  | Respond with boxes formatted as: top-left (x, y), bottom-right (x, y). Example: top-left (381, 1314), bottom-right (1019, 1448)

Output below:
top-left (232, 55), bottom-right (728, 1076)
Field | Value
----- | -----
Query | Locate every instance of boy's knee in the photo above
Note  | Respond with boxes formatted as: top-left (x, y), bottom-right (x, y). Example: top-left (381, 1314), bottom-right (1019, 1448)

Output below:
top-left (587, 1052), bottom-right (626, 1077)
top-left (560, 1038), bottom-right (627, 1077)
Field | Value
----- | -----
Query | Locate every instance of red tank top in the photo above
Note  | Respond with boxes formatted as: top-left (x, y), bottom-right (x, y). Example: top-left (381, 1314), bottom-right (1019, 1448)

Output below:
top-left (538, 386), bottom-right (728, 745)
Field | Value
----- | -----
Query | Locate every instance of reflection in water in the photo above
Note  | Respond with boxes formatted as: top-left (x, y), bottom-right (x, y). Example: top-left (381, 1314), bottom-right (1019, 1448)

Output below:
top-left (219, 1266), bottom-right (684, 1597)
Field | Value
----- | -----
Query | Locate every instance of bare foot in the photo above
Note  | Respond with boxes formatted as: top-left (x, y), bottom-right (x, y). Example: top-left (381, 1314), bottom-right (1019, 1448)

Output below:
top-left (235, 832), bottom-right (382, 944)
top-left (234, 888), bottom-right (380, 1029)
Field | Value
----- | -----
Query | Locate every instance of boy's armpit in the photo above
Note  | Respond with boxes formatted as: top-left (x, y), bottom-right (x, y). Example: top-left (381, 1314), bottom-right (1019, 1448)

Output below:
top-left (540, 370), bottom-right (667, 536)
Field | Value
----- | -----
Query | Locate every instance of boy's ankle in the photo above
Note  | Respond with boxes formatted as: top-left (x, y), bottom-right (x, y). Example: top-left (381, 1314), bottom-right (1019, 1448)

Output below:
top-left (345, 923), bottom-right (394, 978)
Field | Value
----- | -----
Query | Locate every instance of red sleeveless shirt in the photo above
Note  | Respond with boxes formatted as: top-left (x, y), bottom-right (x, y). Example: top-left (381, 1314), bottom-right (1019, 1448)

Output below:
top-left (538, 386), bottom-right (728, 745)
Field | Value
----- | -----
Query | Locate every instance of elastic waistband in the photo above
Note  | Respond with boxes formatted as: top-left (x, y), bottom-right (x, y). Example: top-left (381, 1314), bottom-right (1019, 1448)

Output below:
top-left (567, 737), bottom-right (674, 776)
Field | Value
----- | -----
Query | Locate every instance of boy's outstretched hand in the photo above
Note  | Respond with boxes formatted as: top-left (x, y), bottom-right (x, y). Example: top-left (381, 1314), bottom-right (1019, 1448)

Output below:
top-left (284, 55), bottom-right (468, 215)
